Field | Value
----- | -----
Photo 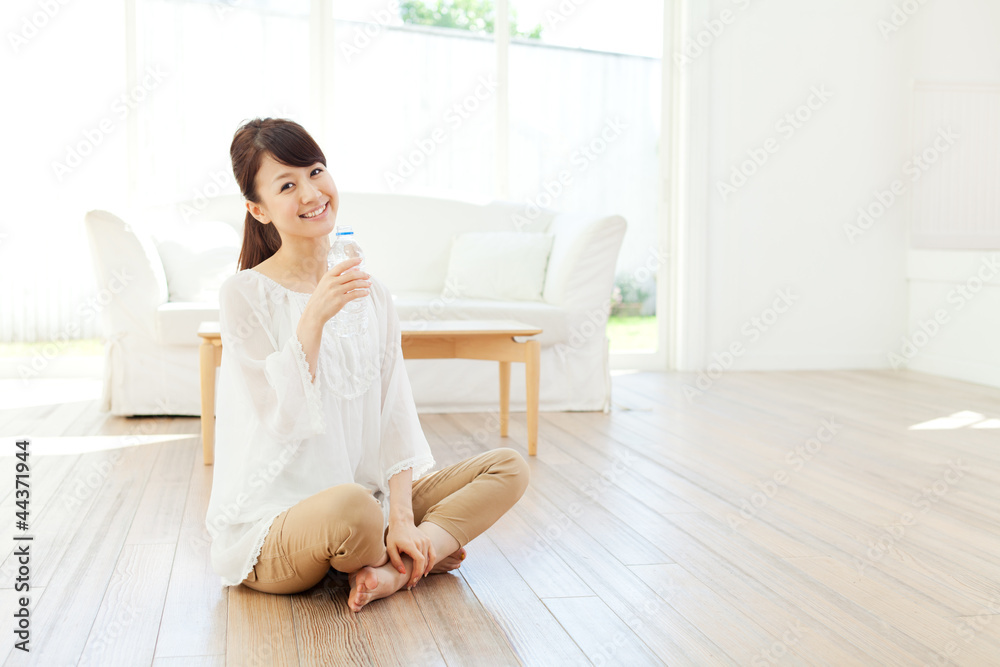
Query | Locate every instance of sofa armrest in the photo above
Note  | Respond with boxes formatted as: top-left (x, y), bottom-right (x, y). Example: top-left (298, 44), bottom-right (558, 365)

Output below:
top-left (542, 212), bottom-right (627, 311)
top-left (84, 209), bottom-right (169, 339)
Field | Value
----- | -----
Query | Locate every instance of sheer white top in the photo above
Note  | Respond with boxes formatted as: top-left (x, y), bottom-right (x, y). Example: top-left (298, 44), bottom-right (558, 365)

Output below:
top-left (205, 268), bottom-right (435, 587)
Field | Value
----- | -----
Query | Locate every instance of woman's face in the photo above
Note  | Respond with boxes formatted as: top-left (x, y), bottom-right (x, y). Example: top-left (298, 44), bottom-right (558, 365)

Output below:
top-left (247, 152), bottom-right (339, 240)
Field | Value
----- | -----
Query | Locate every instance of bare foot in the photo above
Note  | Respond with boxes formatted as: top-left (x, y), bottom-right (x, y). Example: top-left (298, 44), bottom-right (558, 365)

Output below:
top-left (430, 547), bottom-right (466, 574)
top-left (347, 564), bottom-right (407, 612)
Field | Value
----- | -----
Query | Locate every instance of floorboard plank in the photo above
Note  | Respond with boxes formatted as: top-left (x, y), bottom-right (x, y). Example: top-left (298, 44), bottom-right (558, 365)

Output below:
top-left (483, 508), bottom-right (593, 599)
top-left (226, 585), bottom-right (300, 666)
top-left (287, 575), bottom-right (375, 667)
top-left (411, 570), bottom-right (522, 666)
top-left (154, 429), bottom-right (228, 660)
top-left (76, 543), bottom-right (175, 666)
top-left (458, 533), bottom-right (590, 665)
top-left (352, 577), bottom-right (447, 667)
top-left (125, 421), bottom-right (197, 545)
top-left (542, 595), bottom-right (663, 666)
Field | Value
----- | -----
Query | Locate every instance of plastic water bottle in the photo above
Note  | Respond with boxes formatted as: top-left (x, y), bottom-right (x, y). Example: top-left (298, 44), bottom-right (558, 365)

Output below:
top-left (326, 225), bottom-right (369, 337)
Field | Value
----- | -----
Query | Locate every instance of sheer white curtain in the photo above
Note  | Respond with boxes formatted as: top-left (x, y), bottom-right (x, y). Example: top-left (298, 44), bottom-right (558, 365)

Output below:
top-left (2, 0), bottom-right (127, 343)
top-left (133, 0), bottom-right (312, 207)
top-left (2, 0), bottom-right (314, 343)
top-left (327, 21), bottom-right (496, 199)
top-left (508, 43), bottom-right (662, 284)
top-left (508, 0), bottom-right (663, 328)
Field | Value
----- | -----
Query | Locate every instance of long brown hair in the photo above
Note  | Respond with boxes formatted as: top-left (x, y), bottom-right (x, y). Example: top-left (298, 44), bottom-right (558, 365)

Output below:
top-left (230, 118), bottom-right (327, 271)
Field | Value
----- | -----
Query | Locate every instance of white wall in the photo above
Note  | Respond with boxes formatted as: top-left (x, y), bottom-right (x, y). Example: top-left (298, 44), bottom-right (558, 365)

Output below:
top-left (694, 0), bottom-right (913, 371)
top-left (904, 0), bottom-right (1000, 389)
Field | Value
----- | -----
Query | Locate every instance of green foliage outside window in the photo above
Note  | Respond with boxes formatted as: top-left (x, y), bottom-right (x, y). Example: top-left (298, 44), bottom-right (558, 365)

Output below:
top-left (399, 0), bottom-right (543, 38)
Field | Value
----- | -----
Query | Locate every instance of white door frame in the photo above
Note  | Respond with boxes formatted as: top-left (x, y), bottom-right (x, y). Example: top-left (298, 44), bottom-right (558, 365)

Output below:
top-left (611, 0), bottom-right (709, 373)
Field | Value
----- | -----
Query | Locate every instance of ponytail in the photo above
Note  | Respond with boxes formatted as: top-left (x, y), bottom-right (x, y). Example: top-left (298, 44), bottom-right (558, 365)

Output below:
top-left (237, 210), bottom-right (282, 272)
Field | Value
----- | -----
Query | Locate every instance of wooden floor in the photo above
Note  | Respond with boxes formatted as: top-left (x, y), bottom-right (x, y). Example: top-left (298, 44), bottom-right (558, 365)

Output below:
top-left (0, 369), bottom-right (998, 666)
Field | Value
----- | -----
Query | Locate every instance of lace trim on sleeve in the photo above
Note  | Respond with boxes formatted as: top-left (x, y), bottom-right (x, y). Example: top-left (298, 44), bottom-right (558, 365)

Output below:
top-left (289, 332), bottom-right (326, 434)
top-left (385, 454), bottom-right (436, 485)
top-left (381, 454), bottom-right (437, 528)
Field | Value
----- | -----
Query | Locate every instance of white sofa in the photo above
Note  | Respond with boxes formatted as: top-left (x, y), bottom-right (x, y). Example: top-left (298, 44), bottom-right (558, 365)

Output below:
top-left (84, 192), bottom-right (627, 417)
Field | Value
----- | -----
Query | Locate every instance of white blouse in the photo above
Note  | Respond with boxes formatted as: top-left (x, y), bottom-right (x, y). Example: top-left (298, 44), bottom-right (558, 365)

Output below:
top-left (205, 268), bottom-right (436, 587)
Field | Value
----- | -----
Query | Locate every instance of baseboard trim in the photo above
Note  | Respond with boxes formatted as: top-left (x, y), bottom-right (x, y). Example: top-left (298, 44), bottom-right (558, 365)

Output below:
top-left (905, 353), bottom-right (1000, 390)
top-left (723, 352), bottom-right (890, 371)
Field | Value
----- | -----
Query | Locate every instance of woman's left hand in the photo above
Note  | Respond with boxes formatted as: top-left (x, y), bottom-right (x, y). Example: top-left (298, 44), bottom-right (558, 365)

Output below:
top-left (386, 520), bottom-right (435, 588)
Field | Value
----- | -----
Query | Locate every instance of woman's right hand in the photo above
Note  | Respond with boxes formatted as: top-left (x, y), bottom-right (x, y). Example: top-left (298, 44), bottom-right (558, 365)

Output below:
top-left (304, 257), bottom-right (372, 325)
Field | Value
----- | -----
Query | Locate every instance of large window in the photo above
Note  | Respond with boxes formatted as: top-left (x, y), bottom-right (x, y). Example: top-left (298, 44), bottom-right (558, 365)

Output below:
top-left (325, 0), bottom-right (665, 353)
top-left (5, 0), bottom-right (667, 363)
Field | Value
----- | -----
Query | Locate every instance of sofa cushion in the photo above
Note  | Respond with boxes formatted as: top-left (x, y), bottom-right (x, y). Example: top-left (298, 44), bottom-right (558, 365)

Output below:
top-left (542, 212), bottom-right (625, 307)
top-left (156, 302), bottom-right (221, 346)
top-left (391, 290), bottom-right (569, 346)
top-left (151, 221), bottom-right (239, 303)
top-left (443, 232), bottom-right (554, 302)
top-left (334, 193), bottom-right (557, 295)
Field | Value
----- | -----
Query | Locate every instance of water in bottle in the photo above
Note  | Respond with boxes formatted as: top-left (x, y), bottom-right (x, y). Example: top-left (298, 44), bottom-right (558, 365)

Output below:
top-left (326, 225), bottom-right (370, 337)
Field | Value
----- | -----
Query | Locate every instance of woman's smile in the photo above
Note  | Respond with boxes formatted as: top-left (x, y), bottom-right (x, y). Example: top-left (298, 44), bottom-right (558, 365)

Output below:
top-left (300, 201), bottom-right (329, 219)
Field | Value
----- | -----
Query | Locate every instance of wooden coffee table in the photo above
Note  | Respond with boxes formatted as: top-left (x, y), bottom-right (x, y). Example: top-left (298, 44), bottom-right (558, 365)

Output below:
top-left (197, 319), bottom-right (542, 465)
top-left (399, 320), bottom-right (542, 456)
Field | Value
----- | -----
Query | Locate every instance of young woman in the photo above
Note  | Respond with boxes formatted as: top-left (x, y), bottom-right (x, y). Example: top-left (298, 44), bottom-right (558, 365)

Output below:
top-left (205, 117), bottom-right (529, 612)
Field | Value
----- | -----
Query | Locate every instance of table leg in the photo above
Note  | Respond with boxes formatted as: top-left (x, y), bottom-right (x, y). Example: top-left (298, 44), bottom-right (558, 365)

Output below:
top-left (499, 360), bottom-right (510, 438)
top-left (525, 339), bottom-right (540, 456)
top-left (199, 340), bottom-right (215, 466)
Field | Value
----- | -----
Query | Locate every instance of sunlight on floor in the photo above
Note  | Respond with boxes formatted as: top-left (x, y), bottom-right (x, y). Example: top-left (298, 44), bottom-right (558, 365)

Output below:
top-left (0, 434), bottom-right (197, 457)
top-left (909, 410), bottom-right (999, 430)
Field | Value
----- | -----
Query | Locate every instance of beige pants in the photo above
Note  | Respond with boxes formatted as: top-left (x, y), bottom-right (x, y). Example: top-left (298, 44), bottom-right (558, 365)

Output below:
top-left (241, 447), bottom-right (529, 594)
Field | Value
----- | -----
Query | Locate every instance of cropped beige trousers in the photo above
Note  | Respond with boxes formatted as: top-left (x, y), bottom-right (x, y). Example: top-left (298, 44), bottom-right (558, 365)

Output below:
top-left (241, 447), bottom-right (529, 594)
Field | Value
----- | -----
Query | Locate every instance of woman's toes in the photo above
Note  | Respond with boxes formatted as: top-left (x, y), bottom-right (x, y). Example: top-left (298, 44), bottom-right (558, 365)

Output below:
top-left (347, 567), bottom-right (378, 611)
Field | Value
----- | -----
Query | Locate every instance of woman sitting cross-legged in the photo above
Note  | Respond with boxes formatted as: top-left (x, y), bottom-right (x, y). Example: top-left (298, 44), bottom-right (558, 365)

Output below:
top-left (204, 117), bottom-right (530, 611)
